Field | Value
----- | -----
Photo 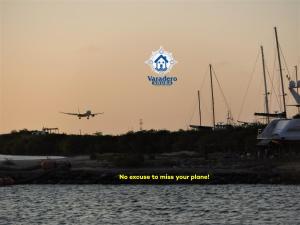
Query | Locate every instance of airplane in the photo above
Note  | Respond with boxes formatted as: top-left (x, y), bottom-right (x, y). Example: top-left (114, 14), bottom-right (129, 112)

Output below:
top-left (60, 109), bottom-right (103, 119)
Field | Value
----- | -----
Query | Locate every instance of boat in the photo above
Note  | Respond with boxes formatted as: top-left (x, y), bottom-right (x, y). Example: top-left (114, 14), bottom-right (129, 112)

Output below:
top-left (190, 64), bottom-right (233, 131)
top-left (189, 90), bottom-right (213, 131)
top-left (257, 78), bottom-right (300, 145)
top-left (257, 27), bottom-right (300, 149)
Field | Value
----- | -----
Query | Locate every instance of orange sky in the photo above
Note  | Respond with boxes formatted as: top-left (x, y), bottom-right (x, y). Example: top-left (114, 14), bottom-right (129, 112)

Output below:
top-left (0, 0), bottom-right (299, 135)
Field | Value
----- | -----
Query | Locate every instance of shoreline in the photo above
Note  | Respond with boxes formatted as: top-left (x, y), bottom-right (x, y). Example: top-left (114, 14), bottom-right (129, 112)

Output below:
top-left (1, 167), bottom-right (300, 185)
top-left (1, 152), bottom-right (300, 185)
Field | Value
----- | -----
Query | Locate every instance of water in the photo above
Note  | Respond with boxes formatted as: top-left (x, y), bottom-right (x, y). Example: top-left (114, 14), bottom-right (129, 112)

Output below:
top-left (0, 185), bottom-right (300, 225)
top-left (0, 154), bottom-right (65, 161)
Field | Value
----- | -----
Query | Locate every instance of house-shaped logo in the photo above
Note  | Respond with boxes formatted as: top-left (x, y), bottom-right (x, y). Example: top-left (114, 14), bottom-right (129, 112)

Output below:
top-left (154, 55), bottom-right (169, 72)
top-left (145, 47), bottom-right (177, 75)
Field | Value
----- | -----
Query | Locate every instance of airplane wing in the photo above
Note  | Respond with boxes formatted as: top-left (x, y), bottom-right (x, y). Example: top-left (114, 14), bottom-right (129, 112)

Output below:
top-left (287, 104), bottom-right (300, 107)
top-left (92, 112), bottom-right (104, 116)
top-left (60, 112), bottom-right (79, 116)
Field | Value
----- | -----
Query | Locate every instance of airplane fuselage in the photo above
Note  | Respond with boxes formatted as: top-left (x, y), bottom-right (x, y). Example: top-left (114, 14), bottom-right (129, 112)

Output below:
top-left (78, 110), bottom-right (94, 119)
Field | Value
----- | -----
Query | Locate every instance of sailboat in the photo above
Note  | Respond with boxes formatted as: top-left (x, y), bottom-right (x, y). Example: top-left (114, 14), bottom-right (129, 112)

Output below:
top-left (189, 90), bottom-right (213, 130)
top-left (257, 77), bottom-right (300, 143)
top-left (254, 27), bottom-right (287, 120)
top-left (254, 45), bottom-right (286, 121)
top-left (257, 27), bottom-right (300, 145)
top-left (190, 64), bottom-right (233, 131)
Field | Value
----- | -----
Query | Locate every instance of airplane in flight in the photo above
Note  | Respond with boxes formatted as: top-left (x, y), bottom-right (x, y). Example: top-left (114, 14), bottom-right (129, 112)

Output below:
top-left (60, 110), bottom-right (103, 119)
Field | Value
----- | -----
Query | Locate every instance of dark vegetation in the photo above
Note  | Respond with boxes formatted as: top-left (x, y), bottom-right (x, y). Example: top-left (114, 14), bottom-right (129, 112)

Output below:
top-left (2, 125), bottom-right (300, 185)
top-left (0, 125), bottom-right (264, 157)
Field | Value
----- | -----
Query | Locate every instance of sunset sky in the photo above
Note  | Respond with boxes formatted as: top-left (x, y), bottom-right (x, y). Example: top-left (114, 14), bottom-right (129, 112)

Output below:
top-left (1, 0), bottom-right (299, 135)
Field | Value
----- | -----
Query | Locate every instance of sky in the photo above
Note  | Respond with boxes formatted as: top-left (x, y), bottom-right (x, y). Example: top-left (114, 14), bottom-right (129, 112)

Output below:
top-left (0, 0), bottom-right (299, 135)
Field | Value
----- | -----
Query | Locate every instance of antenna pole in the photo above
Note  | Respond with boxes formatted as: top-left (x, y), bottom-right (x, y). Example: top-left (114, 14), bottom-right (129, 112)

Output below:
top-left (209, 64), bottom-right (216, 128)
top-left (274, 27), bottom-right (287, 117)
top-left (139, 119), bottom-right (143, 131)
top-left (227, 110), bottom-right (232, 125)
top-left (261, 46), bottom-right (270, 123)
top-left (197, 90), bottom-right (202, 126)
top-left (227, 111), bottom-right (229, 125)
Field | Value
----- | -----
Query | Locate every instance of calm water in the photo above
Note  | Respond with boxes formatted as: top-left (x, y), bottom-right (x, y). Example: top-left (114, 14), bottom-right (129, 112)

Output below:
top-left (0, 185), bottom-right (300, 225)
top-left (0, 154), bottom-right (65, 161)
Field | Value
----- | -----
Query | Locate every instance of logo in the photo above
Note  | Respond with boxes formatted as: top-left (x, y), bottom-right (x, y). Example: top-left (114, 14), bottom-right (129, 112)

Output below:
top-left (145, 47), bottom-right (178, 86)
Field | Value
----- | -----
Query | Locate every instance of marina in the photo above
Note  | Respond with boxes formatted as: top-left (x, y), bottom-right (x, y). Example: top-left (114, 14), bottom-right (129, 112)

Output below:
top-left (0, 1), bottom-right (299, 224)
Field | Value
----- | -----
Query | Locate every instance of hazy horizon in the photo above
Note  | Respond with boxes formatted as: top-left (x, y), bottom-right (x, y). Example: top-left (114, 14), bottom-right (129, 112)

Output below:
top-left (1, 0), bottom-right (299, 135)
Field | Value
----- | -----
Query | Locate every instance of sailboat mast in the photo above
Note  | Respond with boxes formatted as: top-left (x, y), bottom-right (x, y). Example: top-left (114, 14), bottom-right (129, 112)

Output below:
top-left (197, 90), bottom-right (202, 126)
top-left (274, 27), bottom-right (287, 117)
top-left (295, 66), bottom-right (298, 94)
top-left (260, 46), bottom-right (270, 123)
top-left (209, 64), bottom-right (216, 128)
top-left (296, 66), bottom-right (299, 114)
